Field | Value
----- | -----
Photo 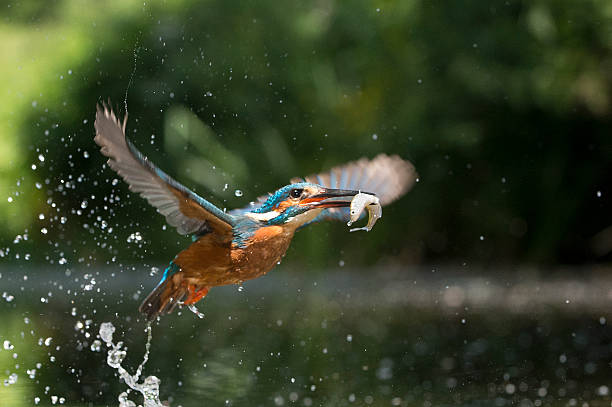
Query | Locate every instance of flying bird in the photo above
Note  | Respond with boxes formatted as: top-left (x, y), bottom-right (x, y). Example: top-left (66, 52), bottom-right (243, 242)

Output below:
top-left (94, 104), bottom-right (416, 320)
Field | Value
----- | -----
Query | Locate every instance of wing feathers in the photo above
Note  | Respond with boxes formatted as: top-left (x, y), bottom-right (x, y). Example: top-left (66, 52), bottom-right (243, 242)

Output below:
top-left (94, 103), bottom-right (235, 236)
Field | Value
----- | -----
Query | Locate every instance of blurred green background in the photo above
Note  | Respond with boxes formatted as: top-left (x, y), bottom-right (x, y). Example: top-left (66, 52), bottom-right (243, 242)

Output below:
top-left (1, 1), bottom-right (612, 406)
top-left (0, 0), bottom-right (610, 267)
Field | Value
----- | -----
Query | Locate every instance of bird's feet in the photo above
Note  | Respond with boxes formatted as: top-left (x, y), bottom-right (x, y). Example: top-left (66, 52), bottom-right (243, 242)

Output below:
top-left (184, 285), bottom-right (209, 305)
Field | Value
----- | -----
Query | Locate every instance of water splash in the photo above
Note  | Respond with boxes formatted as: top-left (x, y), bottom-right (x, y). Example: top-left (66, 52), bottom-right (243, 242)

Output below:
top-left (99, 322), bottom-right (164, 407)
top-left (187, 304), bottom-right (205, 319)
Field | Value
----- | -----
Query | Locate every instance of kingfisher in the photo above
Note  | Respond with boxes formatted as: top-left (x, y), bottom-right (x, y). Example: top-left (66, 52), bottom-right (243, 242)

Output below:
top-left (94, 103), bottom-right (416, 320)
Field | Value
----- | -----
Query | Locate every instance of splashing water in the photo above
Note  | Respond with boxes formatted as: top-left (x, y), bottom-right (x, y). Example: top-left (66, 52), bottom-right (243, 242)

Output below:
top-left (187, 303), bottom-right (205, 319)
top-left (99, 322), bottom-right (164, 407)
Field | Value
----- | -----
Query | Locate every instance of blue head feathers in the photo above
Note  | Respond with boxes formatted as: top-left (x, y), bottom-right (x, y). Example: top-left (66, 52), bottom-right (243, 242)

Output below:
top-left (246, 182), bottom-right (359, 227)
top-left (253, 182), bottom-right (314, 214)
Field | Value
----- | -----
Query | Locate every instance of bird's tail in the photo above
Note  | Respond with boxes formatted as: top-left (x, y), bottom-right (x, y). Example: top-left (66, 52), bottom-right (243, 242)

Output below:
top-left (139, 278), bottom-right (186, 321)
top-left (139, 263), bottom-right (209, 320)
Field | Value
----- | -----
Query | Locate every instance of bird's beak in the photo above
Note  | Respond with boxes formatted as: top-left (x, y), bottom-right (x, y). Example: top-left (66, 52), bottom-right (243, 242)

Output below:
top-left (301, 188), bottom-right (375, 209)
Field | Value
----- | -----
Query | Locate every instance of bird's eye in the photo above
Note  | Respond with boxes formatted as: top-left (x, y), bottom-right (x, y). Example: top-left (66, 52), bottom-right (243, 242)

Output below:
top-left (290, 188), bottom-right (303, 198)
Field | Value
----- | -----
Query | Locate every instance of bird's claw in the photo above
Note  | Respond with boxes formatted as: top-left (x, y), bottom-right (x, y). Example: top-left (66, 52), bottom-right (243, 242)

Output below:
top-left (183, 285), bottom-right (209, 305)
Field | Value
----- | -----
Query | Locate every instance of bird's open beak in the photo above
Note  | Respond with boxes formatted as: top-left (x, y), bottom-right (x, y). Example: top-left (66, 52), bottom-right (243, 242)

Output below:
top-left (301, 188), bottom-right (375, 209)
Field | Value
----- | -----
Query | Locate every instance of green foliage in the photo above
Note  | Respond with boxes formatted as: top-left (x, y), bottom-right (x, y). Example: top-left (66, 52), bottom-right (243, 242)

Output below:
top-left (0, 0), bottom-right (610, 265)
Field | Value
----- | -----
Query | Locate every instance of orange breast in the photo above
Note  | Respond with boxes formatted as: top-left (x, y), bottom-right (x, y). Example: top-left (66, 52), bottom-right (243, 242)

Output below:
top-left (231, 226), bottom-right (294, 282)
top-left (173, 235), bottom-right (233, 286)
top-left (173, 226), bottom-right (295, 288)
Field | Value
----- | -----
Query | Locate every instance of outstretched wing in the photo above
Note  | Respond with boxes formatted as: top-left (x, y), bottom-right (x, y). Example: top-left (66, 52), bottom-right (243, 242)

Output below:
top-left (94, 103), bottom-right (236, 236)
top-left (294, 154), bottom-right (416, 224)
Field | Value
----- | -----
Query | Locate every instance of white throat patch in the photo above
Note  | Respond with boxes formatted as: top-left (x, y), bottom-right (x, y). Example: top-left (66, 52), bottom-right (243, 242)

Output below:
top-left (285, 207), bottom-right (323, 228)
top-left (245, 207), bottom-right (323, 229)
top-left (245, 211), bottom-right (281, 222)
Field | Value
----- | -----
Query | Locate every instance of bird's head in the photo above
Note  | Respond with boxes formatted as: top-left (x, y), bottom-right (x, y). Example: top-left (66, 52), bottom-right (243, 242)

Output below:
top-left (246, 182), bottom-right (365, 228)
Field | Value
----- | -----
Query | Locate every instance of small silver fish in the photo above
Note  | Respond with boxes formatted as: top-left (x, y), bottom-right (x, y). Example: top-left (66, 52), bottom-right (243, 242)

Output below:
top-left (347, 193), bottom-right (382, 232)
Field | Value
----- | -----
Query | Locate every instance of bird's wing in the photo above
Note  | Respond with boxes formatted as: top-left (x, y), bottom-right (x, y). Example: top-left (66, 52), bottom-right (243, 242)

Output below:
top-left (94, 104), bottom-right (236, 236)
top-left (295, 154), bottom-right (417, 224)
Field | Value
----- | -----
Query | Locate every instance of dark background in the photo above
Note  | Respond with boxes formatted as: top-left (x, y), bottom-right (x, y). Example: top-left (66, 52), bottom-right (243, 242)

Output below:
top-left (1, 0), bottom-right (610, 269)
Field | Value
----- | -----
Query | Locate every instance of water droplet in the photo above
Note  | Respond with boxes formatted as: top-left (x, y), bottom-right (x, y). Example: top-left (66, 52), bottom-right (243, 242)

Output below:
top-left (107, 348), bottom-right (126, 368)
top-left (127, 232), bottom-right (143, 243)
top-left (90, 340), bottom-right (102, 352)
top-left (7, 373), bottom-right (18, 385)
top-left (187, 304), bottom-right (205, 319)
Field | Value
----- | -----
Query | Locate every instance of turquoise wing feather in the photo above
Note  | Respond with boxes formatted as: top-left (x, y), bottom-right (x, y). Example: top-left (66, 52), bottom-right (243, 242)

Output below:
top-left (94, 104), bottom-right (236, 236)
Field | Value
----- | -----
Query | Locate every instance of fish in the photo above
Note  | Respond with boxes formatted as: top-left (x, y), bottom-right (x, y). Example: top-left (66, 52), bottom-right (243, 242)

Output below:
top-left (347, 193), bottom-right (382, 232)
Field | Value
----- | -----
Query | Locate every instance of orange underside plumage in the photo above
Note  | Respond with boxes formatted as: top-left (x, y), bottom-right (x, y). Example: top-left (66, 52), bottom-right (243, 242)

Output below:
top-left (140, 226), bottom-right (296, 319)
top-left (152, 225), bottom-right (293, 311)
